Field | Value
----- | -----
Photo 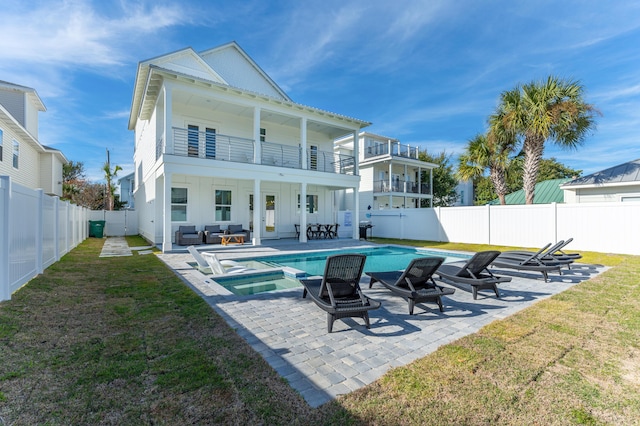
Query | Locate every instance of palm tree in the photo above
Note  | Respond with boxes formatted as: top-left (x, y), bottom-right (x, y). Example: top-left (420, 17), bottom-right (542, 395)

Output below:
top-left (491, 76), bottom-right (598, 204)
top-left (457, 131), bottom-right (515, 205)
top-left (103, 160), bottom-right (122, 211)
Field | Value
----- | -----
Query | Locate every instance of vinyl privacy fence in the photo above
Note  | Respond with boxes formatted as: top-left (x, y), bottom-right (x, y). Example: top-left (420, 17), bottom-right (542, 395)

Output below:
top-left (364, 202), bottom-right (640, 255)
top-left (0, 176), bottom-right (88, 301)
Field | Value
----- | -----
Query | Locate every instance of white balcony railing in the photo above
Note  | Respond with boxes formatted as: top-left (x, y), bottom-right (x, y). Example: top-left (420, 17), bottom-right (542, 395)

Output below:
top-left (170, 127), bottom-right (355, 175)
top-left (364, 140), bottom-right (419, 159)
top-left (373, 180), bottom-right (431, 195)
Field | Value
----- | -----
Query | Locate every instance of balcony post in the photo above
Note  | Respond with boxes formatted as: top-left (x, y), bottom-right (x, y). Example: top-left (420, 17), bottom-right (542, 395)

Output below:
top-left (300, 183), bottom-right (307, 242)
top-left (163, 83), bottom-right (173, 155)
top-left (253, 106), bottom-right (261, 164)
top-left (253, 179), bottom-right (261, 246)
top-left (162, 172), bottom-right (172, 253)
top-left (300, 117), bottom-right (307, 170)
top-left (353, 130), bottom-right (359, 176)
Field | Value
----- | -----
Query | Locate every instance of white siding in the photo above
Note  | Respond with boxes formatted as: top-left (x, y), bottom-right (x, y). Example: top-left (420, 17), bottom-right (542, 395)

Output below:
top-left (0, 122), bottom-right (40, 189)
top-left (0, 90), bottom-right (25, 125)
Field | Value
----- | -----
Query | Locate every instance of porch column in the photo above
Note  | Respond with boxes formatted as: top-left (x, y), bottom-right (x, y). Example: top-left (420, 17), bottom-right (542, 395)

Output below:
top-left (163, 83), bottom-right (173, 155)
top-left (253, 179), bottom-right (261, 246)
top-left (300, 117), bottom-right (307, 169)
top-left (253, 107), bottom-right (261, 164)
top-left (352, 184), bottom-right (360, 239)
top-left (300, 183), bottom-right (308, 242)
top-left (162, 172), bottom-right (172, 252)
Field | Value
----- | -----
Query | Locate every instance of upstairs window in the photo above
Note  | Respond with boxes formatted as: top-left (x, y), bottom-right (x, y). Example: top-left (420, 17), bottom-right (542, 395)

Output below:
top-left (187, 125), bottom-right (199, 157)
top-left (12, 140), bottom-right (19, 169)
top-left (260, 128), bottom-right (266, 142)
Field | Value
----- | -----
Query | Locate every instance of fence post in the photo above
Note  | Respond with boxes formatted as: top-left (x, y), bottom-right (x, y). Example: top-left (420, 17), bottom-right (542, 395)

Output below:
top-left (487, 204), bottom-right (491, 245)
top-left (0, 177), bottom-right (10, 301)
top-left (53, 196), bottom-right (60, 261)
top-left (552, 202), bottom-right (558, 243)
top-left (36, 189), bottom-right (44, 274)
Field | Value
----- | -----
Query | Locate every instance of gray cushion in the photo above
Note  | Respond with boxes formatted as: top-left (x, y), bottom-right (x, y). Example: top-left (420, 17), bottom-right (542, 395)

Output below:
top-left (179, 225), bottom-right (196, 233)
top-left (228, 224), bottom-right (243, 233)
top-left (204, 225), bottom-right (220, 233)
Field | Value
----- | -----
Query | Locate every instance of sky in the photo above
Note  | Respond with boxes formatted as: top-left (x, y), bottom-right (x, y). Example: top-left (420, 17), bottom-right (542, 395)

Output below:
top-left (1, 0), bottom-right (639, 184)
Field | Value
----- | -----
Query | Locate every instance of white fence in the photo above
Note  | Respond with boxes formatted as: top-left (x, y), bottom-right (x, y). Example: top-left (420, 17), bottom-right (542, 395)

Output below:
top-left (1, 176), bottom-right (90, 301)
top-left (363, 202), bottom-right (640, 255)
top-left (88, 209), bottom-right (138, 237)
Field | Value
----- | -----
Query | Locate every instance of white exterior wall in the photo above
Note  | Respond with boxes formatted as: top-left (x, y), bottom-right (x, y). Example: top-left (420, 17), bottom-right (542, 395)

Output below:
top-left (0, 90), bottom-right (25, 125)
top-left (563, 185), bottom-right (640, 203)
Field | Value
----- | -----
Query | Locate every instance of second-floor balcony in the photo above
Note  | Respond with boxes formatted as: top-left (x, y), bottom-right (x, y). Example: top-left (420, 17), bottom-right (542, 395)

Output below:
top-left (364, 140), bottom-right (420, 160)
top-left (373, 180), bottom-right (431, 195)
top-left (163, 127), bottom-right (356, 175)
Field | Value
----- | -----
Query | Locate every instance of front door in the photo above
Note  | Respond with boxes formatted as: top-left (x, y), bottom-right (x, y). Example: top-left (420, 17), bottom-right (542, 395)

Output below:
top-left (263, 194), bottom-right (277, 238)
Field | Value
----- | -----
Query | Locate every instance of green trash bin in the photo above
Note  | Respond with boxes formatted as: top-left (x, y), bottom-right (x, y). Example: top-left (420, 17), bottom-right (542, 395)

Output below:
top-left (89, 220), bottom-right (105, 238)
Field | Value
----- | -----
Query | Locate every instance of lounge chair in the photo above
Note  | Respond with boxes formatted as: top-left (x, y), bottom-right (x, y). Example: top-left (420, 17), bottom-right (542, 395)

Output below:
top-left (435, 251), bottom-right (511, 299)
top-left (497, 242), bottom-right (575, 268)
top-left (300, 254), bottom-right (381, 333)
top-left (502, 240), bottom-right (581, 261)
top-left (187, 246), bottom-right (250, 274)
top-left (490, 252), bottom-right (563, 282)
top-left (201, 251), bottom-right (253, 275)
top-left (365, 257), bottom-right (455, 315)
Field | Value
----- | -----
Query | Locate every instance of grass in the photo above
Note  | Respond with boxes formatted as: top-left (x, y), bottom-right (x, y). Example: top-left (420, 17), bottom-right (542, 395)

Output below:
top-left (1, 236), bottom-right (639, 425)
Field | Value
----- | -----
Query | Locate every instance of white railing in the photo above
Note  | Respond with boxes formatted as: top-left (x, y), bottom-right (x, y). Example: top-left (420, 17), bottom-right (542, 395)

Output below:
top-left (364, 140), bottom-right (419, 159)
top-left (361, 202), bottom-right (640, 255)
top-left (0, 176), bottom-right (89, 301)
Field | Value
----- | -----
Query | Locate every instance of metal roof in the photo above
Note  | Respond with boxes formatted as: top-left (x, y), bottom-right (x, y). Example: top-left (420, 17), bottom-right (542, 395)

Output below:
top-left (490, 178), bottom-right (569, 204)
top-left (561, 158), bottom-right (640, 187)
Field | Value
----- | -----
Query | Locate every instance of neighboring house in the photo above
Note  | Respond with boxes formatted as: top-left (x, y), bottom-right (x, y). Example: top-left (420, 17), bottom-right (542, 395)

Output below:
top-left (0, 80), bottom-right (66, 196)
top-left (561, 159), bottom-right (640, 203)
top-left (452, 180), bottom-right (474, 206)
top-left (128, 42), bottom-right (370, 251)
top-left (334, 132), bottom-right (435, 211)
top-left (489, 178), bottom-right (569, 205)
top-left (117, 172), bottom-right (135, 209)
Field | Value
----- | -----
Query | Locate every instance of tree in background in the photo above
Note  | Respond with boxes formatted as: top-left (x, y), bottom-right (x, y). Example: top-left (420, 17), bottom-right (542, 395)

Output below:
top-left (491, 76), bottom-right (598, 203)
top-left (457, 131), bottom-right (516, 205)
top-left (419, 150), bottom-right (458, 207)
top-left (472, 157), bottom-right (582, 205)
top-left (62, 160), bottom-right (86, 202)
top-left (103, 149), bottom-right (123, 211)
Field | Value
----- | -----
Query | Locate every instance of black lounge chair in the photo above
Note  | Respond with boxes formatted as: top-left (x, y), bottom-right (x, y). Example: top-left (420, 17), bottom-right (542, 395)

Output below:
top-left (502, 239), bottom-right (581, 262)
top-left (436, 251), bottom-right (512, 299)
top-left (365, 257), bottom-right (454, 315)
top-left (300, 254), bottom-right (381, 333)
top-left (490, 251), bottom-right (564, 282)
top-left (497, 242), bottom-right (574, 269)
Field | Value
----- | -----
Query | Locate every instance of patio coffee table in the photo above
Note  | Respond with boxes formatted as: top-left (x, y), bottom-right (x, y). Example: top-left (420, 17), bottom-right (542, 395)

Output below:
top-left (221, 233), bottom-right (245, 245)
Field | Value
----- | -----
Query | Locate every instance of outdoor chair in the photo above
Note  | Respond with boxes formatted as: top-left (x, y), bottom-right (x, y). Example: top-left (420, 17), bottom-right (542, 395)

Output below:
top-left (201, 251), bottom-right (254, 275)
top-left (175, 225), bottom-right (202, 246)
top-left (186, 246), bottom-right (249, 274)
top-left (366, 257), bottom-right (455, 315)
top-left (294, 224), bottom-right (300, 238)
top-left (225, 224), bottom-right (251, 242)
top-left (502, 239), bottom-right (582, 261)
top-left (490, 253), bottom-right (564, 282)
top-left (497, 242), bottom-right (575, 269)
top-left (203, 225), bottom-right (223, 244)
top-left (300, 254), bottom-right (381, 333)
top-left (435, 251), bottom-right (511, 299)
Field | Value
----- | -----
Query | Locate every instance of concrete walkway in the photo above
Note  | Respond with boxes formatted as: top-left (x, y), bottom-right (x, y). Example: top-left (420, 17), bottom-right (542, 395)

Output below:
top-left (156, 239), bottom-right (605, 407)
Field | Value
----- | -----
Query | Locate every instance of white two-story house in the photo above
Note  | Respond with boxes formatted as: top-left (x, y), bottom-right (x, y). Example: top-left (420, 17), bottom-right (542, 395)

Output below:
top-left (0, 80), bottom-right (66, 196)
top-left (128, 42), bottom-right (370, 251)
top-left (334, 132), bottom-right (435, 213)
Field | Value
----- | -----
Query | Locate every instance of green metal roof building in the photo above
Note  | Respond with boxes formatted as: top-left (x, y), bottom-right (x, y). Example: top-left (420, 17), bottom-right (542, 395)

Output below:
top-left (489, 178), bottom-right (570, 204)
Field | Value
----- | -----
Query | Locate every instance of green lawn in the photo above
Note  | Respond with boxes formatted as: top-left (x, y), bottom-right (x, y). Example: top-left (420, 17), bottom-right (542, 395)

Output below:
top-left (0, 236), bottom-right (638, 425)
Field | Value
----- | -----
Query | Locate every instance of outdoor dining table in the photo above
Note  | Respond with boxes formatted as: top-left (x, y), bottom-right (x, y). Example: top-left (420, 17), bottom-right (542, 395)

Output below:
top-left (305, 223), bottom-right (337, 239)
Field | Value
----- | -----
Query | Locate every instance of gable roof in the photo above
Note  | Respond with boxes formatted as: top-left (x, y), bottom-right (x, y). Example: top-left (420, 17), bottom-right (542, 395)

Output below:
top-left (0, 80), bottom-right (46, 112)
top-left (128, 41), bottom-right (369, 131)
top-left (560, 158), bottom-right (640, 189)
top-left (490, 178), bottom-right (569, 204)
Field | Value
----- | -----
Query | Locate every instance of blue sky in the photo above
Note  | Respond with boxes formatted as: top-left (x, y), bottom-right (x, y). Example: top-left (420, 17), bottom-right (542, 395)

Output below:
top-left (1, 0), bottom-right (639, 183)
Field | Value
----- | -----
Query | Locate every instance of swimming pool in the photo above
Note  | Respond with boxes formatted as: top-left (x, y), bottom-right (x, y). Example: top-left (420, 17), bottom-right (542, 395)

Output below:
top-left (251, 246), bottom-right (470, 277)
top-left (211, 246), bottom-right (469, 296)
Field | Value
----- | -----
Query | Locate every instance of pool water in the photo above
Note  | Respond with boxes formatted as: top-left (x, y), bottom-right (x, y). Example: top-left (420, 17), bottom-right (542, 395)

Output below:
top-left (253, 246), bottom-right (469, 277)
top-left (211, 246), bottom-right (469, 296)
